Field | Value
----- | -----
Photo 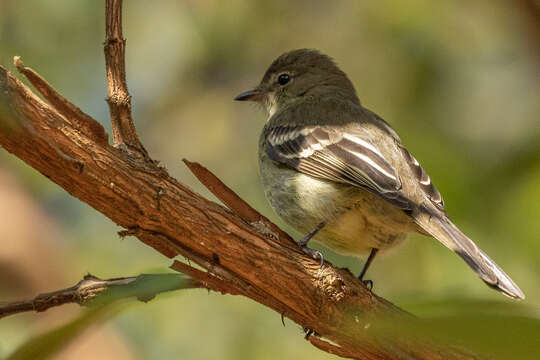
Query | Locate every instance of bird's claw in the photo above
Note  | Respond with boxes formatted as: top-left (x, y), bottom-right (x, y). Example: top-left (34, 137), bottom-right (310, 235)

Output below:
top-left (301, 246), bottom-right (324, 267)
top-left (303, 328), bottom-right (320, 340)
top-left (362, 279), bottom-right (373, 290)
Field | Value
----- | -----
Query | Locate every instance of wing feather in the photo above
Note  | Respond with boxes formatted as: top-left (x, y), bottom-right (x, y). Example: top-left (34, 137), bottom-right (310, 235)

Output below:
top-left (265, 125), bottom-right (411, 209)
top-left (400, 146), bottom-right (444, 210)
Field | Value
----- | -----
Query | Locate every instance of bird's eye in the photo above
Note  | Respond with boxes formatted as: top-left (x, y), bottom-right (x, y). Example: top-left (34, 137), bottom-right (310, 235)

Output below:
top-left (278, 73), bottom-right (290, 85)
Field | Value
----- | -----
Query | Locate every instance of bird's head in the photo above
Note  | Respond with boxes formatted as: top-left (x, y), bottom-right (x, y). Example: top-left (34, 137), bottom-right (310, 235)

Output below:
top-left (235, 49), bottom-right (358, 118)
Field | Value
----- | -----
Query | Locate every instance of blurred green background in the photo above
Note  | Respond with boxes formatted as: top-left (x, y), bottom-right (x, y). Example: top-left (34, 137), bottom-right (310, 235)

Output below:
top-left (0, 0), bottom-right (539, 359)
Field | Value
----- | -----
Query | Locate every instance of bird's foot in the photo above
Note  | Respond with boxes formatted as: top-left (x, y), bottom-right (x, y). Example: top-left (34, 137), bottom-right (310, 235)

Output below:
top-left (297, 222), bottom-right (325, 267)
top-left (301, 245), bottom-right (324, 267)
top-left (303, 328), bottom-right (320, 340)
top-left (357, 248), bottom-right (378, 290)
top-left (361, 279), bottom-right (374, 290)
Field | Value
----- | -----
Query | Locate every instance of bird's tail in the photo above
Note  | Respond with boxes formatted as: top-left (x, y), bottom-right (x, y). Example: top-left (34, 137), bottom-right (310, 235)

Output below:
top-left (416, 214), bottom-right (524, 300)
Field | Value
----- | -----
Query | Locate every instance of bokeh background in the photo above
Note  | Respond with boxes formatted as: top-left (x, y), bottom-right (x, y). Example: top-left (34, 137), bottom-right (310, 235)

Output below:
top-left (1, 0), bottom-right (539, 359)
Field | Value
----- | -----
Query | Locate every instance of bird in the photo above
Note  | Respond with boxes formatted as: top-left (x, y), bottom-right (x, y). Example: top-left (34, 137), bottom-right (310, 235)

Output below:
top-left (234, 49), bottom-right (524, 300)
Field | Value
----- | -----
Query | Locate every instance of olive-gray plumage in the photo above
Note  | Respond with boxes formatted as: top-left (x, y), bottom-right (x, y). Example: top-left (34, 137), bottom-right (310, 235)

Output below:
top-left (236, 49), bottom-right (524, 300)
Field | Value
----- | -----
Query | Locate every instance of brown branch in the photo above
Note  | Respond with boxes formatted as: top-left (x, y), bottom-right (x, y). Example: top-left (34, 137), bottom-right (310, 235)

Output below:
top-left (183, 159), bottom-right (294, 247)
top-left (13, 56), bottom-right (109, 146)
top-left (0, 2), bottom-right (489, 359)
top-left (0, 273), bottom-right (198, 319)
top-left (104, 0), bottom-right (146, 155)
top-left (308, 336), bottom-right (359, 359)
top-left (170, 260), bottom-right (240, 296)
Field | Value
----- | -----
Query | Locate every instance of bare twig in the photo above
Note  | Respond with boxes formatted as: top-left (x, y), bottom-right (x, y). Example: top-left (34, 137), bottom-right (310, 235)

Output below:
top-left (0, 273), bottom-right (198, 319)
top-left (183, 159), bottom-right (293, 247)
top-left (183, 159), bottom-right (265, 224)
top-left (13, 56), bottom-right (109, 146)
top-left (170, 260), bottom-right (241, 296)
top-left (104, 0), bottom-right (146, 155)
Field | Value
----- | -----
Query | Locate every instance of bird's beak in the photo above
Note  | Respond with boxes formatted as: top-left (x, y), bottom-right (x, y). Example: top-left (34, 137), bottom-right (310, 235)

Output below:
top-left (234, 88), bottom-right (264, 102)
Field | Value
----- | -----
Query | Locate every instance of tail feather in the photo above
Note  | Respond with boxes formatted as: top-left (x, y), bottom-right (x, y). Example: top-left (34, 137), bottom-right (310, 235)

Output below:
top-left (417, 214), bottom-right (524, 300)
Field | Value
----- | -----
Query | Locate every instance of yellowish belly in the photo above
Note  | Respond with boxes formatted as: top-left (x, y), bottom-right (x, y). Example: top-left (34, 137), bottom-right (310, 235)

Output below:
top-left (260, 157), bottom-right (416, 257)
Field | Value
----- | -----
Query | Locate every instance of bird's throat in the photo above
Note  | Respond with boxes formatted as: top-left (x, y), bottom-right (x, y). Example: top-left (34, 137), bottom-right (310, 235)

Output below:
top-left (264, 93), bottom-right (279, 119)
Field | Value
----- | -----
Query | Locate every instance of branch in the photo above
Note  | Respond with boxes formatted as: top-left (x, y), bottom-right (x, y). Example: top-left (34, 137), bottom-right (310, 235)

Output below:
top-left (13, 57), bottom-right (108, 146)
top-left (182, 159), bottom-right (292, 245)
top-left (104, 0), bottom-right (146, 155)
top-left (0, 273), bottom-right (198, 319)
top-left (0, 2), bottom-right (488, 359)
top-left (309, 336), bottom-right (360, 359)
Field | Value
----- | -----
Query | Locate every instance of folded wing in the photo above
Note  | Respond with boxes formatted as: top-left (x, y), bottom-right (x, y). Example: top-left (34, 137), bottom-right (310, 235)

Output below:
top-left (265, 125), bottom-right (411, 209)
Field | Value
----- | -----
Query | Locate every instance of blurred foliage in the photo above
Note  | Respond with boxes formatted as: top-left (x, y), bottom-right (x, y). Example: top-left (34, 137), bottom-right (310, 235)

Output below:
top-left (6, 305), bottom-right (118, 360)
top-left (0, 0), bottom-right (539, 359)
top-left (7, 299), bottom-right (540, 360)
top-left (335, 298), bottom-right (540, 360)
top-left (372, 306), bottom-right (540, 360)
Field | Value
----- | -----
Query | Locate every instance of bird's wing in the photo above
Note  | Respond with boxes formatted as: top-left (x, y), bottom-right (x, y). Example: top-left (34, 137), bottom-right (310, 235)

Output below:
top-left (264, 124), bottom-right (413, 209)
top-left (398, 145), bottom-right (444, 210)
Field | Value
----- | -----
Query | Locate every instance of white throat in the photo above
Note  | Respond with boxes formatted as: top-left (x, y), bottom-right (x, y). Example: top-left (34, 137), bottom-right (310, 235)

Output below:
top-left (265, 93), bottom-right (279, 119)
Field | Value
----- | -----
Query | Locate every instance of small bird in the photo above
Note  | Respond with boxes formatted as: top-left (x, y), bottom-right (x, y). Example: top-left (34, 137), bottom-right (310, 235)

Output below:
top-left (235, 49), bottom-right (524, 300)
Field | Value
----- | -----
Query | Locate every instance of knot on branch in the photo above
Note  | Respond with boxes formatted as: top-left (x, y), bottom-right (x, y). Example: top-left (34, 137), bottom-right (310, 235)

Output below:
top-left (106, 93), bottom-right (131, 107)
top-left (104, 37), bottom-right (126, 46)
top-left (319, 272), bottom-right (347, 302)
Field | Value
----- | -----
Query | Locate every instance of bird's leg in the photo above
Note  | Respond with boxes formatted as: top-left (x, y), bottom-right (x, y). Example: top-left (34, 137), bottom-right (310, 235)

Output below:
top-left (299, 222), bottom-right (325, 340)
top-left (298, 221), bottom-right (325, 266)
top-left (358, 248), bottom-right (379, 289)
